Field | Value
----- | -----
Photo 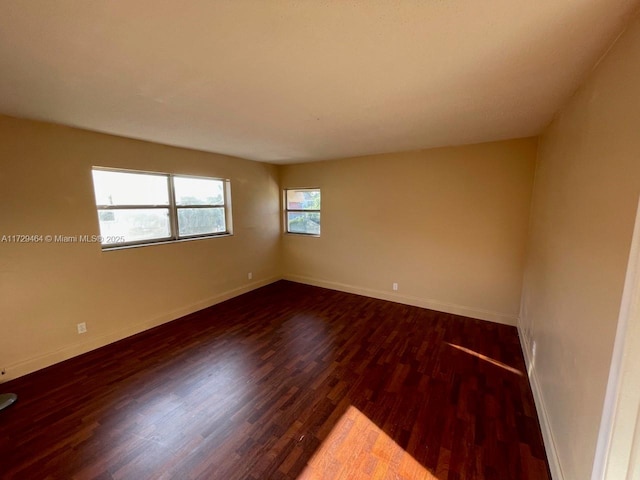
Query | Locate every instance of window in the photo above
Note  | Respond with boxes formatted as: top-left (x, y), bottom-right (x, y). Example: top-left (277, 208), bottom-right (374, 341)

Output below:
top-left (92, 167), bottom-right (231, 248)
top-left (285, 188), bottom-right (321, 235)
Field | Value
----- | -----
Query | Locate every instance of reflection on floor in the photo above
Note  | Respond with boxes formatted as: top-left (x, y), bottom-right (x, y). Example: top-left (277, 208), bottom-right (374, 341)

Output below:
top-left (299, 405), bottom-right (438, 479)
top-left (446, 343), bottom-right (524, 376)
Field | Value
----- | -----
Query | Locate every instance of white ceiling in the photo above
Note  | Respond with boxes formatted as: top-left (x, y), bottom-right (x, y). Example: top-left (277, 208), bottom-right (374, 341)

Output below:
top-left (0, 1), bottom-right (638, 164)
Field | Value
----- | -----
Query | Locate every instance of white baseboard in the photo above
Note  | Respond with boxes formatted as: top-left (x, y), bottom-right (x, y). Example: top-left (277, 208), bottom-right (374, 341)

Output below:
top-left (283, 274), bottom-right (518, 326)
top-left (1, 277), bottom-right (279, 383)
top-left (3, 274), bottom-right (518, 383)
top-left (518, 323), bottom-right (565, 480)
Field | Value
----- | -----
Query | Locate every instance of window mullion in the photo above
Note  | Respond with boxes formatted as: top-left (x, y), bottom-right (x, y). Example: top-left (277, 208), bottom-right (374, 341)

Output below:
top-left (176, 204), bottom-right (222, 208)
top-left (96, 205), bottom-right (169, 209)
top-left (168, 175), bottom-right (179, 240)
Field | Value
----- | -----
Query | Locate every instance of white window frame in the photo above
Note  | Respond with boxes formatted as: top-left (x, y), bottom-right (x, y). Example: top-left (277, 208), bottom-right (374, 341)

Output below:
top-left (284, 187), bottom-right (321, 236)
top-left (92, 167), bottom-right (232, 250)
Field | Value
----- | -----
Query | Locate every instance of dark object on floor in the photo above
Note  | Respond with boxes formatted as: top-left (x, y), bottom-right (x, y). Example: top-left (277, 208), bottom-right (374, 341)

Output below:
top-left (0, 393), bottom-right (17, 411)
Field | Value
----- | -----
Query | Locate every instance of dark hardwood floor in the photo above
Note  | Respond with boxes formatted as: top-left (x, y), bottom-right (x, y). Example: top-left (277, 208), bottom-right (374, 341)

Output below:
top-left (0, 281), bottom-right (550, 480)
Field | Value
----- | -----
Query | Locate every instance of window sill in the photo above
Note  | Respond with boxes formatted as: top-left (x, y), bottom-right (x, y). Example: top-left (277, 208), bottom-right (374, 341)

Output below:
top-left (284, 232), bottom-right (321, 238)
top-left (101, 233), bottom-right (233, 251)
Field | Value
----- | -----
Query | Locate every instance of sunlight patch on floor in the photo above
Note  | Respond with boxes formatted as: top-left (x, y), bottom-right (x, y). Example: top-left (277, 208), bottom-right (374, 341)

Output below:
top-left (297, 405), bottom-right (439, 480)
top-left (446, 342), bottom-right (523, 376)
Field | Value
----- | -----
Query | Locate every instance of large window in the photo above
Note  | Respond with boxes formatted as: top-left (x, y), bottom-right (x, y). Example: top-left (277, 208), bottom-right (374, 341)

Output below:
top-left (285, 188), bottom-right (321, 235)
top-left (92, 167), bottom-right (231, 248)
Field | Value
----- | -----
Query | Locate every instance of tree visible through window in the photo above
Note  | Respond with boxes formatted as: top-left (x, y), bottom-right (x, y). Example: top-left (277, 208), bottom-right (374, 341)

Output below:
top-left (92, 168), bottom-right (231, 248)
top-left (285, 188), bottom-right (321, 235)
top-left (173, 176), bottom-right (227, 237)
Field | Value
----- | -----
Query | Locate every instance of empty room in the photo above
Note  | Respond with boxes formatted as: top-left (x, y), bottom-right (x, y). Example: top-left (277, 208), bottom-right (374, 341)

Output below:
top-left (2, 1), bottom-right (640, 480)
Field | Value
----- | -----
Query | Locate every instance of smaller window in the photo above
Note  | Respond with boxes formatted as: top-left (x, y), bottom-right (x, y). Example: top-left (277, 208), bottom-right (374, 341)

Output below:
top-left (285, 188), bottom-right (321, 235)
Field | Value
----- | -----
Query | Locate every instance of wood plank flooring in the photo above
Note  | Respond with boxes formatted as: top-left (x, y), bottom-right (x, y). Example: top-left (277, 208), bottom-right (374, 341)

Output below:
top-left (0, 281), bottom-right (551, 480)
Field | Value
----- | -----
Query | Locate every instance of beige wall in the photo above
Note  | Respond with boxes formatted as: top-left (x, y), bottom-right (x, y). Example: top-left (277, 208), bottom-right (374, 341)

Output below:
top-left (1, 120), bottom-right (536, 383)
top-left (281, 139), bottom-right (537, 325)
top-left (0, 115), bottom-right (281, 381)
top-left (520, 11), bottom-right (640, 480)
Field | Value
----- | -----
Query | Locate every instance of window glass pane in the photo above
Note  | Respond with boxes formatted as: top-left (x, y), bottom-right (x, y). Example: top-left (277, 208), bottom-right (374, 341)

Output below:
top-left (92, 170), bottom-right (169, 206)
top-left (97, 209), bottom-right (171, 245)
top-left (174, 177), bottom-right (224, 206)
top-left (287, 212), bottom-right (320, 235)
top-left (178, 208), bottom-right (226, 237)
top-left (286, 189), bottom-right (320, 210)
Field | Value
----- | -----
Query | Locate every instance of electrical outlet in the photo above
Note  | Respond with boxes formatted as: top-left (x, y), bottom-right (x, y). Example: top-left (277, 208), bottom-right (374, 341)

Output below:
top-left (248, 272), bottom-right (253, 280)
top-left (392, 282), bottom-right (398, 291)
top-left (77, 322), bottom-right (87, 334)
top-left (532, 340), bottom-right (537, 359)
